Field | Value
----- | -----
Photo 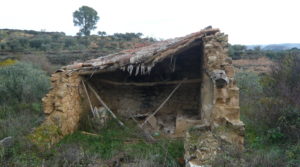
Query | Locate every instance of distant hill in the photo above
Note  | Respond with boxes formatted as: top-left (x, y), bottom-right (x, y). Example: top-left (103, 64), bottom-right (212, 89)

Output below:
top-left (0, 29), bottom-right (155, 65)
top-left (247, 43), bottom-right (300, 51)
top-left (262, 43), bottom-right (300, 51)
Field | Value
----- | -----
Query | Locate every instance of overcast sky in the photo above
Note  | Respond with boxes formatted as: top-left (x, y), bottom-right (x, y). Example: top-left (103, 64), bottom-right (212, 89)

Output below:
top-left (0, 0), bottom-right (299, 44)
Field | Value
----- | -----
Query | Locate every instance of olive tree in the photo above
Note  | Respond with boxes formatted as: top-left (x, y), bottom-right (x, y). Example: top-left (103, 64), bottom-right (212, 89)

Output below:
top-left (73, 6), bottom-right (99, 36)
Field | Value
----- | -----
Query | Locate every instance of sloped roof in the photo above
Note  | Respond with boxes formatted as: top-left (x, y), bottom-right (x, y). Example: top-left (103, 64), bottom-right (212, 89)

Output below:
top-left (63, 27), bottom-right (220, 75)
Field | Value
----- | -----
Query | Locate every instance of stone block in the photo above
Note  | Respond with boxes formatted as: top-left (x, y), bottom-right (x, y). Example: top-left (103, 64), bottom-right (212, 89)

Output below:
top-left (228, 96), bottom-right (239, 106)
top-left (223, 65), bottom-right (235, 77)
top-left (175, 116), bottom-right (201, 137)
top-left (228, 87), bottom-right (239, 97)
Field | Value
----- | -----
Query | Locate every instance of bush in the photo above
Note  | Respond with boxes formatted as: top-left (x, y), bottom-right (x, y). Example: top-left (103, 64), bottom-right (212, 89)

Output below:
top-left (244, 148), bottom-right (287, 167)
top-left (260, 54), bottom-right (300, 142)
top-left (20, 55), bottom-right (56, 74)
top-left (235, 72), bottom-right (266, 146)
top-left (237, 54), bottom-right (300, 145)
top-left (0, 62), bottom-right (48, 165)
top-left (0, 104), bottom-right (44, 138)
top-left (236, 72), bottom-right (263, 105)
top-left (0, 59), bottom-right (17, 67)
top-left (229, 44), bottom-right (246, 59)
top-left (0, 62), bottom-right (50, 105)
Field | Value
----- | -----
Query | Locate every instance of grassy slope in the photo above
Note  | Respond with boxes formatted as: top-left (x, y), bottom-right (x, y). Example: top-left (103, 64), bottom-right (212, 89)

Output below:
top-left (0, 29), bottom-right (155, 66)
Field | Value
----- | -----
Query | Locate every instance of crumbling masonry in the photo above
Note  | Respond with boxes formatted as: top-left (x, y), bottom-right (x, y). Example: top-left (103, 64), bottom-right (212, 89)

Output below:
top-left (30, 27), bottom-right (244, 166)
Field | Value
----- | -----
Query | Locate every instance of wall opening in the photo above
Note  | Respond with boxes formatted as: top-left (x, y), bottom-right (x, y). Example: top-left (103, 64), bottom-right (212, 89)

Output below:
top-left (83, 42), bottom-right (204, 136)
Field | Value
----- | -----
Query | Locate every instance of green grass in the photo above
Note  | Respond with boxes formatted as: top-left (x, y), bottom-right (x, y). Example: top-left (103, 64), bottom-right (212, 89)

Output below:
top-left (58, 119), bottom-right (184, 166)
top-left (0, 101), bottom-right (184, 167)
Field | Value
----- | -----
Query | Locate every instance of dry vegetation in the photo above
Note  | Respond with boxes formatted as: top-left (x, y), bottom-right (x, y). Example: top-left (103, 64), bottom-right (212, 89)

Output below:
top-left (233, 56), bottom-right (275, 73)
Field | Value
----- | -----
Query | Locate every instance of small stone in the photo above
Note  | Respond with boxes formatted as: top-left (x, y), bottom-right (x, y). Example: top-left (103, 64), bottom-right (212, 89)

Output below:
top-left (208, 56), bottom-right (217, 64)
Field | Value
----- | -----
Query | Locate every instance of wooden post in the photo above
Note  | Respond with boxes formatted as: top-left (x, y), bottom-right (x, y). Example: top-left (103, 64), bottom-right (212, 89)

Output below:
top-left (81, 80), bottom-right (95, 117)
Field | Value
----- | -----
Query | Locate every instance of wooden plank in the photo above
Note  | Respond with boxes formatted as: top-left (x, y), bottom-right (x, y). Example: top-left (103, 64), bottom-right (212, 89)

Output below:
top-left (97, 78), bottom-right (201, 86)
top-left (141, 78), bottom-right (186, 127)
top-left (131, 116), bottom-right (155, 142)
top-left (80, 131), bottom-right (99, 137)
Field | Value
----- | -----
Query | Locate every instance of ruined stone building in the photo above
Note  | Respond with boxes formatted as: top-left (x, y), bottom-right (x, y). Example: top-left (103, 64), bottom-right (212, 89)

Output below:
top-left (31, 27), bottom-right (244, 166)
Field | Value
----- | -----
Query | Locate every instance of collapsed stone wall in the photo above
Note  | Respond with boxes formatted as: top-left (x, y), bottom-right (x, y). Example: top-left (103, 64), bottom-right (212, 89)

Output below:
top-left (29, 72), bottom-right (86, 148)
top-left (205, 32), bottom-right (244, 148)
top-left (184, 32), bottom-right (244, 167)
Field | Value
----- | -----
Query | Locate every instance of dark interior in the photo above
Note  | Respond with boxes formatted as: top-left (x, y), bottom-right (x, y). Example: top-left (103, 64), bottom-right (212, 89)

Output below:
top-left (83, 42), bottom-right (204, 135)
top-left (91, 42), bottom-right (203, 82)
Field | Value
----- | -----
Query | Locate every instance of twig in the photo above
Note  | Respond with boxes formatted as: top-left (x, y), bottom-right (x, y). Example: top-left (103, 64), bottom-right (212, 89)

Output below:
top-left (141, 78), bottom-right (186, 127)
top-left (80, 131), bottom-right (99, 137)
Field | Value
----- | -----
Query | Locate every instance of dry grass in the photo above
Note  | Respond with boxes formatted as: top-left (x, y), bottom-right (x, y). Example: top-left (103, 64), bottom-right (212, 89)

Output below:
top-left (233, 56), bottom-right (275, 73)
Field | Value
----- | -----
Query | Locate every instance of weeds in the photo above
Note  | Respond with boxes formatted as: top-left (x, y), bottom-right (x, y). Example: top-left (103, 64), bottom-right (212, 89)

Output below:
top-left (58, 119), bottom-right (184, 166)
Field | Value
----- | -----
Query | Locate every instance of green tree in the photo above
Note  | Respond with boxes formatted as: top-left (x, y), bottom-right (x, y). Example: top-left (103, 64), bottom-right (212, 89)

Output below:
top-left (73, 6), bottom-right (99, 36)
top-left (228, 44), bottom-right (246, 59)
top-left (97, 31), bottom-right (107, 37)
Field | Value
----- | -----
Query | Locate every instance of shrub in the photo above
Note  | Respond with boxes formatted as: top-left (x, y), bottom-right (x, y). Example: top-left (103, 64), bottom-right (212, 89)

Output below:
top-left (63, 38), bottom-right (77, 48)
top-left (235, 72), bottom-right (263, 105)
top-left (20, 55), bottom-right (56, 74)
top-left (260, 54), bottom-right (300, 142)
top-left (0, 104), bottom-right (44, 138)
top-left (0, 59), bottom-right (17, 67)
top-left (235, 72), bottom-right (266, 146)
top-left (237, 54), bottom-right (300, 144)
top-left (29, 36), bottom-right (51, 51)
top-left (244, 148), bottom-right (287, 167)
top-left (229, 44), bottom-right (246, 59)
top-left (0, 62), bottom-right (50, 105)
top-left (6, 39), bottom-right (26, 52)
